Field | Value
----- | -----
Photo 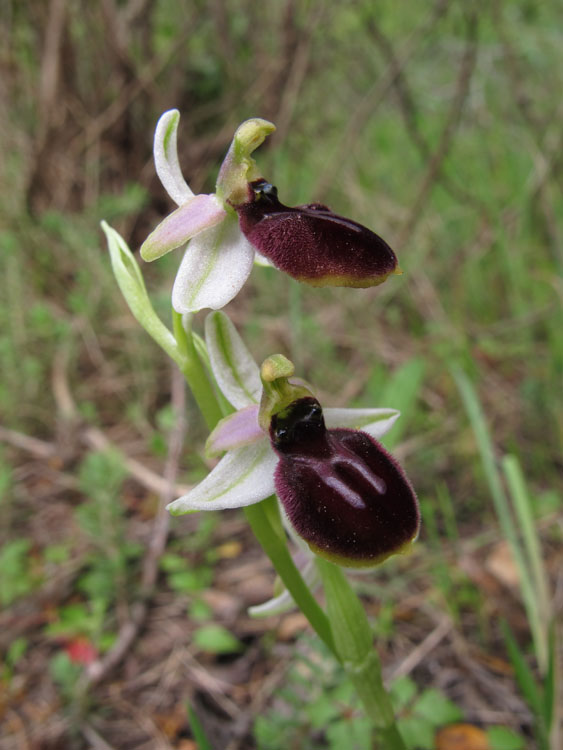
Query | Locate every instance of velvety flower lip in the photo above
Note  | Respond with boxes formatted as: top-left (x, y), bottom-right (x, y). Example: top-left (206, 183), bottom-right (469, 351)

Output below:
top-left (166, 312), bottom-right (415, 566)
top-left (235, 179), bottom-right (401, 288)
top-left (270, 397), bottom-right (420, 568)
top-left (140, 110), bottom-right (275, 313)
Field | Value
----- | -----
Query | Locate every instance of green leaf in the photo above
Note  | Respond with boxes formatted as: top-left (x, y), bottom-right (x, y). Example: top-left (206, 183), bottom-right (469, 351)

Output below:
top-left (6, 637), bottom-right (27, 668)
top-left (306, 695), bottom-right (342, 729)
top-left (168, 568), bottom-right (212, 593)
top-left (187, 703), bottom-right (213, 750)
top-left (0, 540), bottom-right (38, 606)
top-left (500, 620), bottom-right (544, 722)
top-left (486, 725), bottom-right (526, 750)
top-left (390, 676), bottom-right (417, 711)
top-left (189, 599), bottom-right (212, 621)
top-left (102, 222), bottom-right (181, 365)
top-left (396, 715), bottom-right (434, 750)
top-left (326, 716), bottom-right (372, 749)
top-left (378, 358), bottom-right (425, 449)
top-left (49, 652), bottom-right (81, 694)
top-left (159, 553), bottom-right (188, 572)
top-left (43, 544), bottom-right (70, 564)
top-left (543, 622), bottom-right (557, 731)
top-left (453, 369), bottom-right (547, 672)
top-left (412, 688), bottom-right (463, 726)
top-left (193, 624), bottom-right (242, 654)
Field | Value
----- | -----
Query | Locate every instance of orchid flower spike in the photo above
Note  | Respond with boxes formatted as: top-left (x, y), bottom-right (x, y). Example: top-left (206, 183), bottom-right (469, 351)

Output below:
top-left (167, 312), bottom-right (420, 570)
top-left (140, 110), bottom-right (275, 313)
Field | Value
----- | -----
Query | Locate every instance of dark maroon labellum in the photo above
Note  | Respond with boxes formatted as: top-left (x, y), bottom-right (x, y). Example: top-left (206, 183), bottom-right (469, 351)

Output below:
top-left (270, 397), bottom-right (420, 567)
top-left (235, 180), bottom-right (399, 288)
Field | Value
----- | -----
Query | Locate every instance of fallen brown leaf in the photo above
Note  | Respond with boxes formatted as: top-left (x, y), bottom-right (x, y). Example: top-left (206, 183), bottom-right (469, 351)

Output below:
top-left (435, 723), bottom-right (489, 750)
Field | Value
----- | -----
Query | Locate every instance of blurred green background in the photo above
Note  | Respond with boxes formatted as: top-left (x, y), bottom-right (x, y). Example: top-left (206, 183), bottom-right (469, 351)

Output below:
top-left (0, 1), bottom-right (561, 749)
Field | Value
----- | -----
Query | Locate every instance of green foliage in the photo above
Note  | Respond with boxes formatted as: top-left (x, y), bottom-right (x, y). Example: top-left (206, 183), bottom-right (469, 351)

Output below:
top-left (0, 540), bottom-right (39, 606)
top-left (370, 358), bottom-right (426, 450)
top-left (192, 624), bottom-right (242, 655)
top-left (2, 637), bottom-right (28, 682)
top-left (39, 450), bottom-right (140, 653)
top-left (389, 677), bottom-right (463, 750)
top-left (187, 703), bottom-right (213, 750)
top-left (254, 648), bottom-right (471, 750)
top-left (49, 652), bottom-right (82, 700)
top-left (486, 725), bottom-right (526, 750)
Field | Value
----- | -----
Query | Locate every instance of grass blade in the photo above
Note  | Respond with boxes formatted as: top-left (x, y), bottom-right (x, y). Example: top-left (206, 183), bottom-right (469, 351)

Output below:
top-left (501, 620), bottom-right (548, 750)
top-left (452, 368), bottom-right (546, 672)
top-left (502, 453), bottom-right (550, 671)
top-left (187, 703), bottom-right (213, 750)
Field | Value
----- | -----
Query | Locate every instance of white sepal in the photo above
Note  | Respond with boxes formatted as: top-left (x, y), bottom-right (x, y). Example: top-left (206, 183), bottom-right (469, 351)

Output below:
top-left (171, 218), bottom-right (255, 314)
top-left (205, 310), bottom-right (262, 408)
top-left (153, 109), bottom-right (194, 206)
top-left (249, 558), bottom-right (319, 618)
top-left (324, 407), bottom-right (400, 439)
top-left (167, 441), bottom-right (277, 515)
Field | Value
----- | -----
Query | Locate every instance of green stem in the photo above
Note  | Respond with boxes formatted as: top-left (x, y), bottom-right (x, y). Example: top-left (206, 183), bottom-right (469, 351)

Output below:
top-left (244, 497), bottom-right (337, 658)
top-left (172, 311), bottom-right (223, 430)
top-left (318, 559), bottom-right (406, 749)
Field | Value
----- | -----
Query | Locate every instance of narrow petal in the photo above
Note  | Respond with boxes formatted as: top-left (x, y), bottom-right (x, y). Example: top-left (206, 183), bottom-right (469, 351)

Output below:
top-left (171, 218), bottom-right (255, 314)
top-left (248, 558), bottom-right (318, 618)
top-left (205, 405), bottom-right (263, 456)
top-left (323, 407), bottom-right (400, 439)
top-left (167, 441), bottom-right (277, 514)
top-left (205, 310), bottom-right (262, 408)
top-left (140, 194), bottom-right (226, 262)
top-left (154, 109), bottom-right (194, 206)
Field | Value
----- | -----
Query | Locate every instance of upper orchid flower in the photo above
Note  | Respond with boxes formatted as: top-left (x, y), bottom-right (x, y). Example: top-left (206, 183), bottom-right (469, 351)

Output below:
top-left (141, 110), bottom-right (402, 313)
top-left (140, 110), bottom-right (275, 313)
top-left (167, 312), bottom-right (420, 569)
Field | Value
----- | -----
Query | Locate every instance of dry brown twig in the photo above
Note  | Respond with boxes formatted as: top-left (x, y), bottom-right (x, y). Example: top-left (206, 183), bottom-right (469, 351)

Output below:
top-left (395, 10), bottom-right (479, 251)
top-left (491, 0), bottom-right (563, 267)
top-left (312, 0), bottom-right (449, 201)
top-left (366, 13), bottom-right (491, 222)
top-left (37, 0), bottom-right (67, 146)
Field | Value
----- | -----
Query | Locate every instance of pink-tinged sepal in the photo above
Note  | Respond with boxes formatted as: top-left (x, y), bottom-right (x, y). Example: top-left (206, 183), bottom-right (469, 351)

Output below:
top-left (141, 194), bottom-right (226, 262)
top-left (269, 397), bottom-right (420, 568)
top-left (206, 405), bottom-right (263, 457)
top-left (236, 180), bottom-right (400, 288)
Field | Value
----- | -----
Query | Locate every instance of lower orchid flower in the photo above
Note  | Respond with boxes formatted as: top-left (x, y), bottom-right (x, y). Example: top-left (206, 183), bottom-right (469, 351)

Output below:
top-left (167, 311), bottom-right (420, 575)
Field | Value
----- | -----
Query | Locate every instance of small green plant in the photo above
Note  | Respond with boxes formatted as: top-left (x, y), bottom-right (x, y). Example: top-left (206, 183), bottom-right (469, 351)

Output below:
top-left (49, 651), bottom-right (83, 701)
top-left (0, 539), bottom-right (40, 606)
top-left (75, 449), bottom-right (141, 609)
top-left (2, 637), bottom-right (28, 683)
